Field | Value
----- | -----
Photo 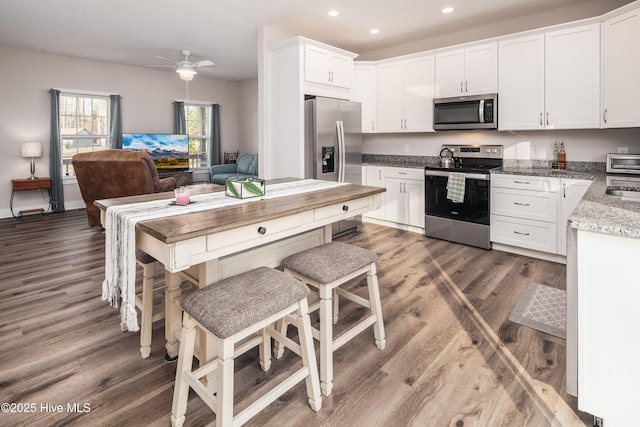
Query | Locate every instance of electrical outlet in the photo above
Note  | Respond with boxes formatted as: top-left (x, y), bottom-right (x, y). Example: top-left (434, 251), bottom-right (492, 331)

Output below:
top-left (403, 144), bottom-right (410, 154)
top-left (618, 147), bottom-right (629, 154)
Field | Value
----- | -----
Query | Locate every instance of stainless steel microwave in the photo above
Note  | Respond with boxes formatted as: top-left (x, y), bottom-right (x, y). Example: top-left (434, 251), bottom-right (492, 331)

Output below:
top-left (433, 93), bottom-right (498, 130)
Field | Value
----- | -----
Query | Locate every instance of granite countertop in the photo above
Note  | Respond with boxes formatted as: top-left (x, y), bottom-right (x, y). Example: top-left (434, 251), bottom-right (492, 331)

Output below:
top-left (493, 167), bottom-right (640, 239)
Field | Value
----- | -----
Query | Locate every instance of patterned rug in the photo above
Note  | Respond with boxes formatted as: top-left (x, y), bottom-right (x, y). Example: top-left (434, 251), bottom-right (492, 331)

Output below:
top-left (508, 283), bottom-right (566, 339)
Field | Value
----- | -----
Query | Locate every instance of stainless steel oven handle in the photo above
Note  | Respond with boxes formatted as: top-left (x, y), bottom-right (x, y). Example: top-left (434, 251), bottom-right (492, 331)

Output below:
top-left (424, 170), bottom-right (490, 181)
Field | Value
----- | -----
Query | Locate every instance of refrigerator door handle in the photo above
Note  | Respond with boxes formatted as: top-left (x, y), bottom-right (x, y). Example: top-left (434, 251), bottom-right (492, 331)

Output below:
top-left (336, 120), bottom-right (346, 183)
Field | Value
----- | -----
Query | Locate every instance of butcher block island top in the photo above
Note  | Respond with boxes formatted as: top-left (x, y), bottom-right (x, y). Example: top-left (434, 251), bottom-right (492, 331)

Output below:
top-left (94, 178), bottom-right (386, 244)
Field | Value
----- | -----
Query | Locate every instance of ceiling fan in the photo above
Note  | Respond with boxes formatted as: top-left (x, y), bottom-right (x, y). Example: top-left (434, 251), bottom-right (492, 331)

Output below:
top-left (147, 50), bottom-right (222, 80)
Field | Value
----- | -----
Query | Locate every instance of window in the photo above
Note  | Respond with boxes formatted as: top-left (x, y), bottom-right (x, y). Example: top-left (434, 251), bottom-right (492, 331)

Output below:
top-left (60, 93), bottom-right (110, 176)
top-left (184, 103), bottom-right (211, 168)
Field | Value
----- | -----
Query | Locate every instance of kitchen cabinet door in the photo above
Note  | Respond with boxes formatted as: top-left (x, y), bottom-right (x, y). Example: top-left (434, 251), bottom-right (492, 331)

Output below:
top-left (364, 166), bottom-right (385, 220)
top-left (376, 56), bottom-right (435, 132)
top-left (435, 49), bottom-right (465, 97)
top-left (376, 62), bottom-right (405, 132)
top-left (305, 44), bottom-right (353, 89)
top-left (404, 55), bottom-right (435, 132)
top-left (405, 179), bottom-right (425, 228)
top-left (545, 24), bottom-right (601, 129)
top-left (353, 64), bottom-right (377, 133)
top-left (498, 34), bottom-right (545, 130)
top-left (435, 42), bottom-right (497, 98)
top-left (557, 179), bottom-right (591, 255)
top-left (383, 169), bottom-right (425, 228)
top-left (464, 43), bottom-right (498, 95)
top-left (602, 8), bottom-right (640, 128)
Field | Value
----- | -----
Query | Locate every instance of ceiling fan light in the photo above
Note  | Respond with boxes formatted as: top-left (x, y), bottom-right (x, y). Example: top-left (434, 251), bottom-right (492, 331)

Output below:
top-left (177, 68), bottom-right (197, 81)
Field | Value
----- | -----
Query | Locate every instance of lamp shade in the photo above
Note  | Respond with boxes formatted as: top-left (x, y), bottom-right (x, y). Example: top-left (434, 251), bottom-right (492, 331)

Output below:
top-left (176, 67), bottom-right (197, 81)
top-left (21, 141), bottom-right (42, 158)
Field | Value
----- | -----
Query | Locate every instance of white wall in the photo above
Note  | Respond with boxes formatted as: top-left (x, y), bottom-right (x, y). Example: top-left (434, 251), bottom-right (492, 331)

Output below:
top-left (237, 78), bottom-right (259, 155)
top-left (0, 45), bottom-right (243, 219)
top-left (363, 128), bottom-right (640, 162)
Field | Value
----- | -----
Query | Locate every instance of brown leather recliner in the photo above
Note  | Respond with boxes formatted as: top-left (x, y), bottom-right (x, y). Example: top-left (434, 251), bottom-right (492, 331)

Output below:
top-left (72, 149), bottom-right (176, 227)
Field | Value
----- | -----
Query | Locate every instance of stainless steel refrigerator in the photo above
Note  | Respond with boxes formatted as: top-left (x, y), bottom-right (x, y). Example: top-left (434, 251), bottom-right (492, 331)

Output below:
top-left (304, 96), bottom-right (363, 237)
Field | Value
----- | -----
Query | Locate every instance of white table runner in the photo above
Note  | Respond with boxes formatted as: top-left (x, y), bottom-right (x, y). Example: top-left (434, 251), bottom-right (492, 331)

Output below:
top-left (103, 179), bottom-right (347, 331)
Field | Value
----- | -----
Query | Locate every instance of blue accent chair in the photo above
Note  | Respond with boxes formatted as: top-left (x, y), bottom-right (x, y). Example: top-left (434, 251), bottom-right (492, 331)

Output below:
top-left (210, 153), bottom-right (258, 185)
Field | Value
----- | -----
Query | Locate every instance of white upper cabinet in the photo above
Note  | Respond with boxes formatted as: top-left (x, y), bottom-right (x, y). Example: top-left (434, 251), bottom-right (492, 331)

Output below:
top-left (498, 34), bottom-right (545, 130)
top-left (352, 64), bottom-right (377, 133)
top-left (435, 42), bottom-right (497, 98)
top-left (602, 8), bottom-right (640, 128)
top-left (545, 24), bottom-right (601, 129)
top-left (377, 55), bottom-right (435, 132)
top-left (304, 44), bottom-right (354, 89)
top-left (499, 24), bottom-right (600, 130)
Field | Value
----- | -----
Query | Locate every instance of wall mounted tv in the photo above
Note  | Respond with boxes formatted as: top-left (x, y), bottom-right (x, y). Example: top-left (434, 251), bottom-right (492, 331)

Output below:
top-left (122, 133), bottom-right (189, 171)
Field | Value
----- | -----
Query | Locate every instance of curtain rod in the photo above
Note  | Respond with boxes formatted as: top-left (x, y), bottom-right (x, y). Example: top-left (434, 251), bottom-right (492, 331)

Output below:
top-left (175, 99), bottom-right (218, 106)
top-left (51, 88), bottom-right (119, 97)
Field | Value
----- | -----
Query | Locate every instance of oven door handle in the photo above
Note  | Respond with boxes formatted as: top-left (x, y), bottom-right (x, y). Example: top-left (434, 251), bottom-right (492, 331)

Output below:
top-left (424, 170), bottom-right (490, 181)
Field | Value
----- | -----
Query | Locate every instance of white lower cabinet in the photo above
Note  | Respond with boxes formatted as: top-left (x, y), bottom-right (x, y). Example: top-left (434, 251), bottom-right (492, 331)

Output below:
top-left (364, 166), bottom-right (424, 230)
top-left (490, 174), bottom-right (591, 258)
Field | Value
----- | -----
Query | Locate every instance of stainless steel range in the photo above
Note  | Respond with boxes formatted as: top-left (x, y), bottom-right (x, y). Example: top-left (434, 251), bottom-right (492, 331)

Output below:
top-left (424, 144), bottom-right (503, 249)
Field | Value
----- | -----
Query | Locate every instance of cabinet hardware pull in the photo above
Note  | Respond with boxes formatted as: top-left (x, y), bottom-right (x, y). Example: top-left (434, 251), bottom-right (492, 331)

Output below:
top-left (546, 112), bottom-right (550, 126)
top-left (451, 211), bottom-right (459, 215)
top-left (539, 112), bottom-right (543, 126)
top-left (513, 231), bottom-right (530, 236)
top-left (513, 180), bottom-right (530, 184)
top-left (460, 81), bottom-right (464, 93)
top-left (513, 202), bottom-right (530, 206)
top-left (403, 182), bottom-right (407, 193)
top-left (603, 108), bottom-right (608, 124)
top-left (465, 81), bottom-right (468, 92)
top-left (342, 205), bottom-right (349, 211)
top-left (257, 226), bottom-right (267, 235)
top-left (379, 170), bottom-right (382, 180)
top-left (328, 71), bottom-right (331, 82)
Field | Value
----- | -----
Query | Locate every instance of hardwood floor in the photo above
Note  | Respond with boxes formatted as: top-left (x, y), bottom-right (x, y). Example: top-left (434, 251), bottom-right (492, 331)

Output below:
top-left (0, 209), bottom-right (591, 426)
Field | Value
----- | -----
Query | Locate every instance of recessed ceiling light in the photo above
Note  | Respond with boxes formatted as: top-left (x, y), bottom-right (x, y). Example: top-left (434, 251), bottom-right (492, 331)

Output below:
top-left (442, 6), bottom-right (455, 14)
top-left (369, 28), bottom-right (380, 34)
top-left (328, 10), bottom-right (339, 17)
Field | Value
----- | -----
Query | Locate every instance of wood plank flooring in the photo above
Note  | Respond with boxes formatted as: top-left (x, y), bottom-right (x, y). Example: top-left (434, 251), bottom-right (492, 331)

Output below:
top-left (0, 209), bottom-right (592, 426)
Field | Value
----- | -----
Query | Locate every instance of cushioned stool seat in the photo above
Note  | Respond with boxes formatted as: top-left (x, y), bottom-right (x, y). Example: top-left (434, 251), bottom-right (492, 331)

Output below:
top-left (279, 241), bottom-right (386, 396)
top-left (171, 267), bottom-right (321, 427)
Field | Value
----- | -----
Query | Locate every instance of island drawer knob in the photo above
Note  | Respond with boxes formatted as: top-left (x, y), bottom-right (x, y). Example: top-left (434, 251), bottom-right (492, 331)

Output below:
top-left (257, 226), bottom-right (267, 235)
top-left (342, 205), bottom-right (349, 212)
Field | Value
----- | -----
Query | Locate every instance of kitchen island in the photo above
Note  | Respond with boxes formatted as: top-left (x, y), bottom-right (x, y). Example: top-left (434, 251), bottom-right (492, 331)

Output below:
top-left (496, 165), bottom-right (640, 426)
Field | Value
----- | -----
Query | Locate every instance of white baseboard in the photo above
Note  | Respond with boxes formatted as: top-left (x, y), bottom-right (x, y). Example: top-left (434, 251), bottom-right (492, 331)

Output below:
top-left (492, 242), bottom-right (566, 264)
top-left (363, 217), bottom-right (424, 234)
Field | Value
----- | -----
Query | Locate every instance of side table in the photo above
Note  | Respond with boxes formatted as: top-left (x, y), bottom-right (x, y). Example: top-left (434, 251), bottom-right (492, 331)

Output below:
top-left (10, 178), bottom-right (52, 218)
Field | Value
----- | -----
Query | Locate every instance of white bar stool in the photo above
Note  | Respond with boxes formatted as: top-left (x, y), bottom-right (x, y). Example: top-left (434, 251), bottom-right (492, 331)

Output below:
top-left (171, 267), bottom-right (322, 427)
top-left (279, 241), bottom-right (386, 396)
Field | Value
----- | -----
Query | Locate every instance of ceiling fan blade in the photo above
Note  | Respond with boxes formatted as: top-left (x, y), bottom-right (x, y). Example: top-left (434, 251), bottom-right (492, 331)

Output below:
top-left (194, 59), bottom-right (215, 67)
top-left (146, 64), bottom-right (175, 69)
top-left (199, 67), bottom-right (225, 74)
top-left (155, 55), bottom-right (178, 64)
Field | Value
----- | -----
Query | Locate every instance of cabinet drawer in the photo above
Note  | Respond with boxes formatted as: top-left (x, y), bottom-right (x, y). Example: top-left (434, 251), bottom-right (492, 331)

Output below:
top-left (207, 214), bottom-right (304, 252)
top-left (491, 215), bottom-right (557, 253)
top-left (384, 167), bottom-right (424, 180)
top-left (491, 187), bottom-right (557, 222)
top-left (314, 196), bottom-right (373, 221)
top-left (492, 174), bottom-right (559, 192)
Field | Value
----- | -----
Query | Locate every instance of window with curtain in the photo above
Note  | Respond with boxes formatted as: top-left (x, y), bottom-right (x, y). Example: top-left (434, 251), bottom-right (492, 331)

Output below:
top-left (59, 93), bottom-right (110, 176)
top-left (184, 103), bottom-right (212, 168)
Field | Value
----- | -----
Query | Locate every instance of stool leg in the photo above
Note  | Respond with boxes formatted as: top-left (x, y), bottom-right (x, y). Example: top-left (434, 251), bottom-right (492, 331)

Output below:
top-left (318, 285), bottom-right (334, 396)
top-left (273, 319), bottom-right (288, 359)
top-left (332, 288), bottom-right (339, 324)
top-left (367, 264), bottom-right (386, 350)
top-left (171, 314), bottom-right (197, 427)
top-left (259, 327), bottom-right (272, 371)
top-left (139, 261), bottom-right (155, 358)
top-left (296, 298), bottom-right (322, 412)
top-left (216, 339), bottom-right (235, 427)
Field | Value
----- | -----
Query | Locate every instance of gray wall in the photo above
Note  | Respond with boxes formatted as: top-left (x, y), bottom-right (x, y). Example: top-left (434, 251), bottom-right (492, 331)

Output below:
top-left (0, 45), bottom-right (244, 218)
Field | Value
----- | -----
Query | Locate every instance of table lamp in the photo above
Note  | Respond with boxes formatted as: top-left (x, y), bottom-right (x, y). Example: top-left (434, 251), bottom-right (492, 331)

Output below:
top-left (21, 141), bottom-right (42, 180)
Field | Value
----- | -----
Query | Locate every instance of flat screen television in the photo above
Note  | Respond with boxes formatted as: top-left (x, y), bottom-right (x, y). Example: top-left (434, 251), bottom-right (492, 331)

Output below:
top-left (122, 133), bottom-right (189, 171)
